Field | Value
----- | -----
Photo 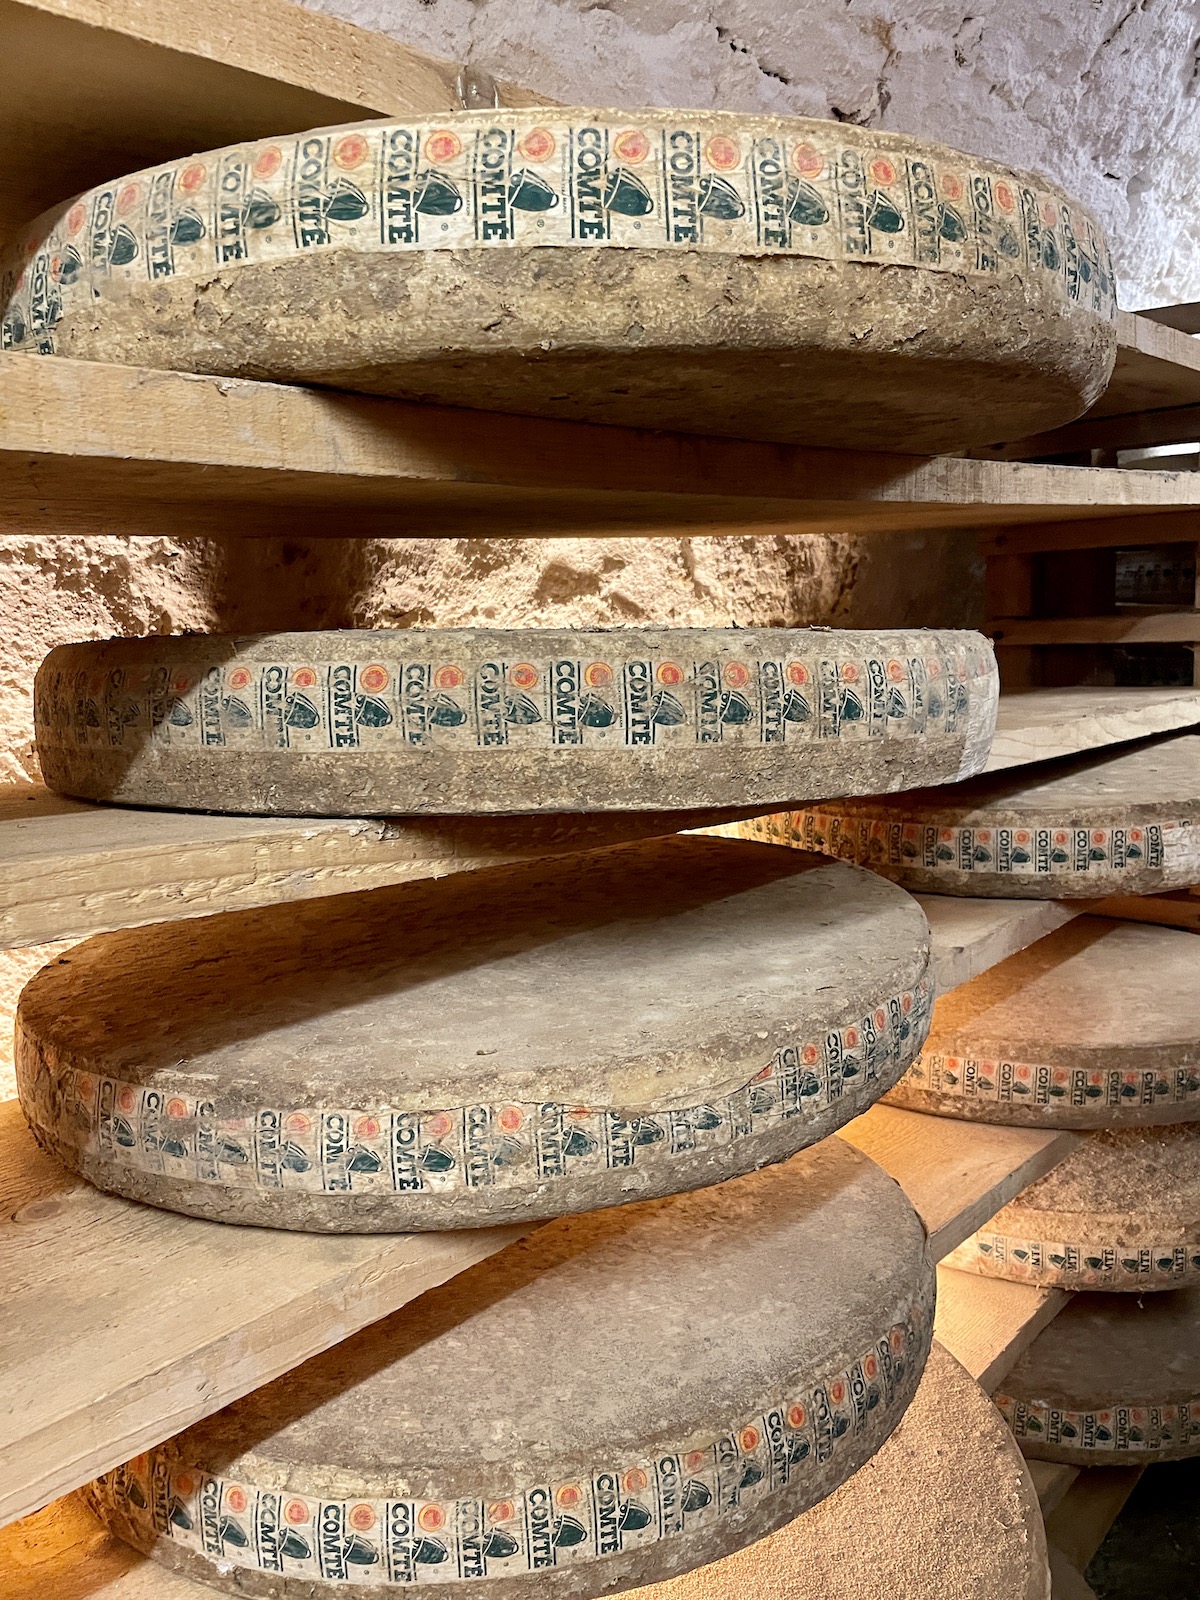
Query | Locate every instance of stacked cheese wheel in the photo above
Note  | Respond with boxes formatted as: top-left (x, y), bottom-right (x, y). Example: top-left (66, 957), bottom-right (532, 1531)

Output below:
top-left (1, 111), bottom-right (1116, 451)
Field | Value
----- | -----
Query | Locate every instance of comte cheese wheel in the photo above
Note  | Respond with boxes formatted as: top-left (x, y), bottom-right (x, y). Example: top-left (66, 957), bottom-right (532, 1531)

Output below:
top-left (997, 1285), bottom-right (1200, 1465)
top-left (742, 733), bottom-right (1200, 898)
top-left (0, 112), bottom-right (1115, 453)
top-left (633, 1343), bottom-right (1049, 1600)
top-left (889, 918), bottom-right (1200, 1128)
top-left (18, 1345), bottom-right (1045, 1600)
top-left (33, 628), bottom-right (998, 817)
top-left (947, 1125), bottom-right (1200, 1290)
top-left (87, 1141), bottom-right (935, 1598)
top-left (17, 836), bottom-right (932, 1231)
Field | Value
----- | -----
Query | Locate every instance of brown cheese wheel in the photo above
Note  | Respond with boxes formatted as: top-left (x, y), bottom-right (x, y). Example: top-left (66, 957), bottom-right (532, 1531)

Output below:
top-left (632, 1343), bottom-right (1049, 1600)
top-left (88, 1139), bottom-right (935, 1598)
top-left (742, 733), bottom-right (1200, 898)
top-left (947, 1124), bottom-right (1200, 1290)
top-left (998, 1284), bottom-right (1200, 1465)
top-left (18, 836), bottom-right (932, 1231)
top-left (33, 628), bottom-right (998, 817)
top-left (889, 918), bottom-right (1200, 1128)
top-left (1, 112), bottom-right (1115, 453)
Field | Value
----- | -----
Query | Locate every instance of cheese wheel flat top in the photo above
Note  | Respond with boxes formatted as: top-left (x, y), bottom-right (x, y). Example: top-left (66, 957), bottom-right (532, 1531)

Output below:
top-left (89, 1141), bottom-right (934, 1598)
top-left (752, 733), bottom-right (1200, 897)
top-left (633, 1343), bottom-right (1049, 1600)
top-left (34, 627), bottom-right (998, 816)
top-left (1, 111), bottom-right (1114, 453)
top-left (948, 1125), bottom-right (1200, 1290)
top-left (997, 1285), bottom-right (1200, 1463)
top-left (890, 918), bottom-right (1200, 1128)
top-left (18, 837), bottom-right (932, 1230)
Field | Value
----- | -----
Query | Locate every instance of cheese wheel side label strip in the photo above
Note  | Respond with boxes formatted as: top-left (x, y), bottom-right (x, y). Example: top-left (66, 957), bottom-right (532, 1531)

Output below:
top-left (997, 1395), bottom-right (1200, 1458)
top-left (905, 1054), bottom-right (1200, 1113)
top-left (35, 978), bottom-right (930, 1197)
top-left (753, 811), bottom-right (1200, 885)
top-left (89, 1307), bottom-right (927, 1585)
top-left (2, 114), bottom-right (1115, 355)
top-left (948, 1230), bottom-right (1200, 1289)
top-left (36, 642), bottom-right (997, 772)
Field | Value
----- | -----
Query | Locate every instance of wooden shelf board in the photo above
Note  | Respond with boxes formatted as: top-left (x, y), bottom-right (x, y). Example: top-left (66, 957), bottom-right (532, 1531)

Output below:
top-left (0, 788), bottom-right (775, 951)
top-left (992, 612), bottom-right (1200, 646)
top-left (1031, 1463), bottom-right (1081, 1518)
top-left (7, 355), bottom-right (1200, 538)
top-left (981, 508), bottom-right (1200, 557)
top-left (1089, 890), bottom-right (1200, 933)
top-left (1044, 1466), bottom-right (1145, 1576)
top-left (0, 976), bottom-right (1079, 1528)
top-left (838, 1105), bottom-right (1077, 1261)
top-left (984, 686), bottom-right (1200, 770)
top-left (916, 893), bottom-right (1080, 995)
top-left (0, 1097), bottom-right (529, 1528)
top-left (0, 0), bottom-right (545, 247)
top-left (934, 1267), bottom-right (1068, 1393)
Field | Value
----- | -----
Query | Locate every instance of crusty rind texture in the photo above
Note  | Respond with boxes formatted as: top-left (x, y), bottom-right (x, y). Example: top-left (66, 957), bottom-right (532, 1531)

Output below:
top-left (945, 1126), bottom-right (1200, 1290)
top-left (33, 627), bottom-right (998, 816)
top-left (888, 919), bottom-right (1200, 1128)
top-left (16, 839), bottom-right (932, 1230)
top-left (742, 735), bottom-right (1200, 899)
top-left (87, 1145), bottom-right (934, 1596)
top-left (998, 1285), bottom-right (1200, 1465)
top-left (0, 110), bottom-right (1116, 452)
top-left (631, 1344), bottom-right (1050, 1600)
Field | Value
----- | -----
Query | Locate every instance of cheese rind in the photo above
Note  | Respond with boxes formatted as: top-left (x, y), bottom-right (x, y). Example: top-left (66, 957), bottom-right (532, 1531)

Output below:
top-left (0, 112), bottom-right (1116, 451)
top-left (33, 627), bottom-right (998, 816)
top-left (18, 837), bottom-right (932, 1230)
top-left (88, 1142), bottom-right (935, 1596)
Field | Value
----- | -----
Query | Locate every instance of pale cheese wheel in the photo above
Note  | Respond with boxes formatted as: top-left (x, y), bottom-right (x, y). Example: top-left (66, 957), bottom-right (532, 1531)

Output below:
top-left (947, 1124), bottom-right (1200, 1290)
top-left (889, 918), bottom-right (1200, 1127)
top-left (33, 628), bottom-right (998, 817)
top-left (88, 1140), bottom-right (935, 1598)
top-left (1, 112), bottom-right (1116, 453)
top-left (632, 1343), bottom-right (1049, 1600)
top-left (17, 836), bottom-right (932, 1231)
top-left (997, 1284), bottom-right (1200, 1465)
top-left (742, 733), bottom-right (1200, 898)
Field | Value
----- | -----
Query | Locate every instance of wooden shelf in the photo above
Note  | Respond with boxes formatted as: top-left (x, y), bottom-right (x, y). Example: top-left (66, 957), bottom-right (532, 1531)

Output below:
top-left (981, 508), bottom-right (1200, 557)
top-left (992, 612), bottom-right (1200, 646)
top-left (934, 1268), bottom-right (1068, 1393)
top-left (6, 353), bottom-right (1200, 540)
top-left (0, 1079), bottom-right (1077, 1529)
top-left (0, 0), bottom-right (545, 247)
top-left (983, 686), bottom-right (1200, 769)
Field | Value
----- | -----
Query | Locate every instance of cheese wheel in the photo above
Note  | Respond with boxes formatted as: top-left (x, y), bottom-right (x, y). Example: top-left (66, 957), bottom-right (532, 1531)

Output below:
top-left (947, 1125), bottom-right (1200, 1290)
top-left (889, 918), bottom-right (1200, 1128)
top-left (632, 1343), bottom-right (1049, 1600)
top-left (0, 112), bottom-right (1115, 454)
top-left (33, 628), bottom-right (998, 817)
top-left (87, 1140), bottom-right (935, 1598)
top-left (742, 733), bottom-right (1200, 898)
top-left (997, 1284), bottom-right (1200, 1465)
top-left (17, 836), bottom-right (932, 1231)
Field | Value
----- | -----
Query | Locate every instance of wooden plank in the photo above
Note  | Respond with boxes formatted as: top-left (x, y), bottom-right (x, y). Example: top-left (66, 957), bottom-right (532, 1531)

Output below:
top-left (0, 787), bottom-right (772, 951)
top-left (1089, 311), bottom-right (1200, 421)
top-left (1048, 1545), bottom-right (1098, 1600)
top-left (933, 1267), bottom-right (1068, 1392)
top-left (0, 1491), bottom-right (209, 1597)
top-left (1090, 889), bottom-right (1200, 932)
top-left (1043, 1467), bottom-right (1145, 1574)
top-left (1030, 1464), bottom-right (1080, 1518)
top-left (1140, 302), bottom-right (1200, 335)
top-left (0, 1098), bottom-right (529, 1528)
top-left (984, 686), bottom-right (1200, 769)
top-left (0, 0), bottom-right (546, 246)
top-left (981, 508), bottom-right (1200, 556)
top-left (838, 1105), bottom-right (1078, 1261)
top-left (916, 894), bottom-right (1080, 995)
top-left (6, 355), bottom-right (1200, 540)
top-left (991, 611), bottom-right (1200, 645)
top-left (993, 402), bottom-right (1200, 461)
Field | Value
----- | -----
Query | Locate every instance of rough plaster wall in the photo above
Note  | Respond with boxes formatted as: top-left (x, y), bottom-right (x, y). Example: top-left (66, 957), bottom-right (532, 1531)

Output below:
top-left (303, 0), bottom-right (1200, 311)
